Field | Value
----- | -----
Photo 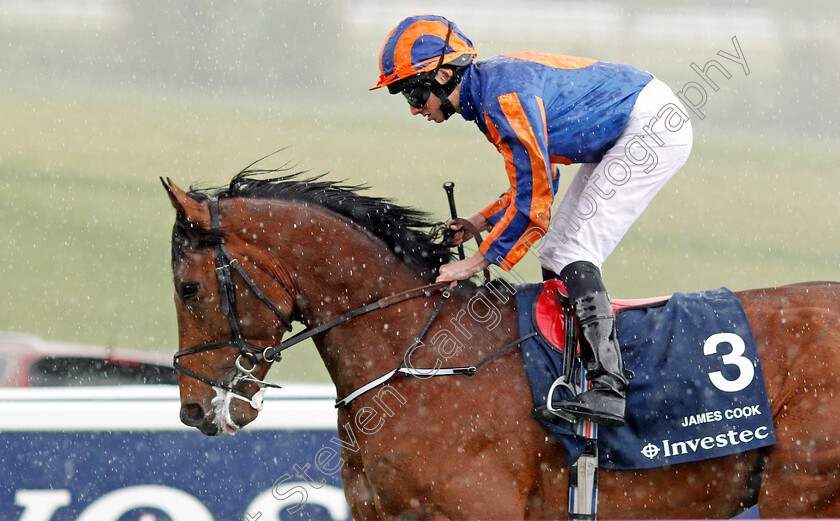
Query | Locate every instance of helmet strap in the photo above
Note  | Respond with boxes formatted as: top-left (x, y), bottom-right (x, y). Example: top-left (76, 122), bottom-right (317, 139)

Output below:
top-left (432, 87), bottom-right (457, 120)
top-left (430, 66), bottom-right (465, 120)
top-left (437, 94), bottom-right (457, 120)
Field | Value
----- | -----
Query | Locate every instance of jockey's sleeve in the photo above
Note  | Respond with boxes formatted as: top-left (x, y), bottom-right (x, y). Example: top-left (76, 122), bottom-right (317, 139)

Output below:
top-left (479, 189), bottom-right (512, 223)
top-left (477, 93), bottom-right (555, 270)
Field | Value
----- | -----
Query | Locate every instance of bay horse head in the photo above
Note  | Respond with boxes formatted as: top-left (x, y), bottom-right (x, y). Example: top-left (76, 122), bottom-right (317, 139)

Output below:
top-left (162, 172), bottom-right (452, 436)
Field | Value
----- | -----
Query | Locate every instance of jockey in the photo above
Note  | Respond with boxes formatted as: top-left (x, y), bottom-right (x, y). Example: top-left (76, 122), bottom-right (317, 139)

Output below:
top-left (372, 15), bottom-right (693, 427)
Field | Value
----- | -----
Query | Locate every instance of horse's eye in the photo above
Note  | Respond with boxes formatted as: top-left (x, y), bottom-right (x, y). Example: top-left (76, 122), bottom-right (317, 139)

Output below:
top-left (178, 282), bottom-right (200, 299)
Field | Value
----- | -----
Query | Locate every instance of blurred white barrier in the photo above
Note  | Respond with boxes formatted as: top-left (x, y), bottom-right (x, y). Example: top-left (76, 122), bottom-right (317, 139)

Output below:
top-left (0, 385), bottom-right (349, 521)
top-left (0, 384), bottom-right (337, 431)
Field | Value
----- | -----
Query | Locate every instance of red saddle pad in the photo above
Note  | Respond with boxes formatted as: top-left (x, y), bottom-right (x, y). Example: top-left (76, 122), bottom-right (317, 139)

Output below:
top-left (534, 280), bottom-right (668, 352)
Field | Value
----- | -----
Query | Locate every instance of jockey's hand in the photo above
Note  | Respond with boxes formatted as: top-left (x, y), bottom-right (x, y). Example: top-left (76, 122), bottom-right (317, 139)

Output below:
top-left (436, 253), bottom-right (491, 289)
top-left (445, 212), bottom-right (491, 246)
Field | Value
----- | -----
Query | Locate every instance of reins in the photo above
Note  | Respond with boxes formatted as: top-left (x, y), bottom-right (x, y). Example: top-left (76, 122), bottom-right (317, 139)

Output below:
top-left (260, 281), bottom-right (450, 363)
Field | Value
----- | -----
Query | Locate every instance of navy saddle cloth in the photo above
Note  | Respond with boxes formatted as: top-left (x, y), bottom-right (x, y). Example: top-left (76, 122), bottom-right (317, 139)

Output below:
top-left (516, 283), bottom-right (776, 470)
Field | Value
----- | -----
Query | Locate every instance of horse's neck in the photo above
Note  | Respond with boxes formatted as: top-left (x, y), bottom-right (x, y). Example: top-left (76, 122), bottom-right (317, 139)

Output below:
top-left (256, 202), bottom-right (437, 395)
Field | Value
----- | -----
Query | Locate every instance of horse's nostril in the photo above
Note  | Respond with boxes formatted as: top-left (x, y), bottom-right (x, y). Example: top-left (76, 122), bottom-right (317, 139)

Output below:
top-left (180, 403), bottom-right (205, 426)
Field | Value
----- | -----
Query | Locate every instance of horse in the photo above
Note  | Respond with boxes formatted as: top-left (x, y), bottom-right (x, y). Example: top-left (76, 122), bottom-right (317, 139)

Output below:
top-left (163, 172), bottom-right (840, 519)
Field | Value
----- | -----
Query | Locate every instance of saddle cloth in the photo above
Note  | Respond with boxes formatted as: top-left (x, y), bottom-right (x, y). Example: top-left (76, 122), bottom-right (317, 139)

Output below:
top-left (516, 282), bottom-right (776, 470)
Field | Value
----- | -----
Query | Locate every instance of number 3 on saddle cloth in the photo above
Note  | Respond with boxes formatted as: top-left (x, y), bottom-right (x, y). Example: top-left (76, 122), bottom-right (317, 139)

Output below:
top-left (516, 280), bottom-right (777, 470)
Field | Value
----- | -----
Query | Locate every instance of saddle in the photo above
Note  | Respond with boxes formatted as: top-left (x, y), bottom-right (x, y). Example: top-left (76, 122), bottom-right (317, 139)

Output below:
top-left (533, 279), bottom-right (668, 355)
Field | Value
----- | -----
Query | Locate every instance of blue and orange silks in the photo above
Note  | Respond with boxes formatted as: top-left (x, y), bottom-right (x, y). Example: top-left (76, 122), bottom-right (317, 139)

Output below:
top-left (458, 52), bottom-right (653, 269)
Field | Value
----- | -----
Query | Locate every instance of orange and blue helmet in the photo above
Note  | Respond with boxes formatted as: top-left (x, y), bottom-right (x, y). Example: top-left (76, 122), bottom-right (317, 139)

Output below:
top-left (371, 15), bottom-right (476, 93)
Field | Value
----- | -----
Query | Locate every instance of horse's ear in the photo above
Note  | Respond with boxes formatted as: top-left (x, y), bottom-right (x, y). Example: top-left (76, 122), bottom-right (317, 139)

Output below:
top-left (160, 177), bottom-right (208, 225)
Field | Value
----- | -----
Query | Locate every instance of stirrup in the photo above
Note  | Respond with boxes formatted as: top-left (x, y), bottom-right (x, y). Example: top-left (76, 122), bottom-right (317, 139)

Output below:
top-left (538, 377), bottom-right (578, 424)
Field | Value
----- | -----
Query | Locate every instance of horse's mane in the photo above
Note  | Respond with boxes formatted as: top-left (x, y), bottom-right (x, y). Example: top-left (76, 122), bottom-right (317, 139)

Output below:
top-left (178, 168), bottom-right (454, 280)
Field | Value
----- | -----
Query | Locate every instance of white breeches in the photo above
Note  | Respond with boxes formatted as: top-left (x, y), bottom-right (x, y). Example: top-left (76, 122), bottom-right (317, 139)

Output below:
top-left (539, 77), bottom-right (694, 273)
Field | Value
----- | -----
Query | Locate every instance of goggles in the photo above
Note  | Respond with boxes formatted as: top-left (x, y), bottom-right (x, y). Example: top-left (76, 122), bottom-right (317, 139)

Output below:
top-left (402, 81), bottom-right (433, 109)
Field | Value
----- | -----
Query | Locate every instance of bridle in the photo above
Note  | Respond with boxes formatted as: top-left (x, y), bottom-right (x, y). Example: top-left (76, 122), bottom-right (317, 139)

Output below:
top-left (172, 197), bottom-right (454, 408)
top-left (172, 197), bottom-right (294, 407)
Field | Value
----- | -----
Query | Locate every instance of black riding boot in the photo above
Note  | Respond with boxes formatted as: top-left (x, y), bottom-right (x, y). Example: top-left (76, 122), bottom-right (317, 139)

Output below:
top-left (544, 262), bottom-right (628, 428)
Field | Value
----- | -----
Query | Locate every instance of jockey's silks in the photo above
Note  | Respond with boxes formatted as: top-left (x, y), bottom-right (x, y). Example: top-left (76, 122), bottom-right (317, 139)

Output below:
top-left (459, 53), bottom-right (652, 268)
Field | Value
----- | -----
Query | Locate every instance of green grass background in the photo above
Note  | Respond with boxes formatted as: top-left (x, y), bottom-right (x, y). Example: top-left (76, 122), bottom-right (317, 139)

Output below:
top-left (2, 5), bottom-right (839, 384)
